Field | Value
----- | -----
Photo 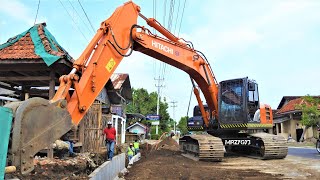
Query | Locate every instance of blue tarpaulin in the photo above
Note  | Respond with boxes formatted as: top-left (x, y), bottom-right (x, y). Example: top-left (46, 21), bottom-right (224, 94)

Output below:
top-left (0, 107), bottom-right (13, 179)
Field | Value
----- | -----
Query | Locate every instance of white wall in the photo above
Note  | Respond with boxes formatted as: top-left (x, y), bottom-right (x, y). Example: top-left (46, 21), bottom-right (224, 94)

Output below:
top-left (129, 125), bottom-right (145, 134)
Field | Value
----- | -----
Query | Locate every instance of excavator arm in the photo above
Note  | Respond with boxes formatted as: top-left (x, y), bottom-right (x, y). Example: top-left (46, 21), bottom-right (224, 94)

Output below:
top-left (6, 1), bottom-right (221, 174)
top-left (51, 1), bottom-right (219, 127)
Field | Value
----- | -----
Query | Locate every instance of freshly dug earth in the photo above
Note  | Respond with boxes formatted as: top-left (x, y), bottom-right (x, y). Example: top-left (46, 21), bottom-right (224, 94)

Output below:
top-left (126, 138), bottom-right (320, 180)
top-left (154, 137), bottom-right (180, 151)
top-left (125, 149), bottom-right (282, 180)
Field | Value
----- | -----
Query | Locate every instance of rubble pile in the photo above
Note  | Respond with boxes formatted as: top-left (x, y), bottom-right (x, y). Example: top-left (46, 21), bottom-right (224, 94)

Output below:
top-left (6, 152), bottom-right (107, 179)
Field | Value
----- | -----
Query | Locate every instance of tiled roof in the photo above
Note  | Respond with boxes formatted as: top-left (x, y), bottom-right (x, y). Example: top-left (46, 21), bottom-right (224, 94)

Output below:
top-left (276, 96), bottom-right (301, 109)
top-left (0, 33), bottom-right (40, 59)
top-left (276, 98), bottom-right (303, 114)
top-left (277, 97), bottom-right (320, 114)
top-left (0, 23), bottom-right (73, 65)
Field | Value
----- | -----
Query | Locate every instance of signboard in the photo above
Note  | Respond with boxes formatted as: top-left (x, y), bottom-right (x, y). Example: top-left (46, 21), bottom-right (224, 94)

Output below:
top-left (151, 121), bottom-right (160, 125)
top-left (146, 114), bottom-right (160, 121)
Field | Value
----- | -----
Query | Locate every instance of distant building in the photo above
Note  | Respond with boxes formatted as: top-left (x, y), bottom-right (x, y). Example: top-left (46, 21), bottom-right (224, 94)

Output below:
top-left (126, 122), bottom-right (147, 140)
top-left (273, 96), bottom-right (319, 141)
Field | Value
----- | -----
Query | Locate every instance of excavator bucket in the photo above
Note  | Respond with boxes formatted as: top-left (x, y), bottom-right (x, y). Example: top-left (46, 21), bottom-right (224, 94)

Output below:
top-left (4, 97), bottom-right (72, 174)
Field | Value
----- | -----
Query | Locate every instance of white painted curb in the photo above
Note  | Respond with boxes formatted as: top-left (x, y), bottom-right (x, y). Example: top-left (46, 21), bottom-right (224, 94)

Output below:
top-left (89, 153), bottom-right (126, 180)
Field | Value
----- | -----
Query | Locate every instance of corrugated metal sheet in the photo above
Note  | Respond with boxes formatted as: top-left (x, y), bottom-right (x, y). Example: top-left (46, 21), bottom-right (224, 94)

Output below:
top-left (110, 73), bottom-right (128, 90)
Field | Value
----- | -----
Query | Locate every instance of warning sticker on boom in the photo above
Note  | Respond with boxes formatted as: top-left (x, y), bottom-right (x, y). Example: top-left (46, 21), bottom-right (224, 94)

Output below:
top-left (106, 58), bottom-right (116, 72)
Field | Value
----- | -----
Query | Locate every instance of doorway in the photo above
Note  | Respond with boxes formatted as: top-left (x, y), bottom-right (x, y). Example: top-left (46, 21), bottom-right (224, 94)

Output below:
top-left (296, 128), bottom-right (303, 141)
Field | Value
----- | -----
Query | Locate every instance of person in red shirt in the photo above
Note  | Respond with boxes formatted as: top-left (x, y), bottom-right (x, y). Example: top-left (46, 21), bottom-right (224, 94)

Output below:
top-left (103, 121), bottom-right (116, 160)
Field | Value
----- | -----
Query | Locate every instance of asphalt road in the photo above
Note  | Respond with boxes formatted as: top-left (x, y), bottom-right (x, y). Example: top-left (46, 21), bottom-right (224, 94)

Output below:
top-left (288, 147), bottom-right (320, 159)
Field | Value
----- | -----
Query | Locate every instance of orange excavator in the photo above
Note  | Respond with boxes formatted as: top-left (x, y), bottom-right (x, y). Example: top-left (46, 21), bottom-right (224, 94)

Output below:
top-left (4, 1), bottom-right (287, 174)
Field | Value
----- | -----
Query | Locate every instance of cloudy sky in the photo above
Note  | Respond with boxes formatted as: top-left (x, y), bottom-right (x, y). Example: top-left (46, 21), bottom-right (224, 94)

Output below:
top-left (1, 0), bottom-right (320, 121)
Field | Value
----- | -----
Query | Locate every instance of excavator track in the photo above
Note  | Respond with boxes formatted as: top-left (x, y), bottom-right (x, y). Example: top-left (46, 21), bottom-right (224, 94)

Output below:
top-left (179, 134), bottom-right (224, 161)
top-left (250, 132), bottom-right (288, 159)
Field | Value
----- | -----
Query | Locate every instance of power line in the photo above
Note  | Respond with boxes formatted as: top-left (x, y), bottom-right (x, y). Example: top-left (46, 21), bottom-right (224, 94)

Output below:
top-left (163, 0), bottom-right (167, 26)
top-left (173, 0), bottom-right (180, 34)
top-left (58, 0), bottom-right (89, 42)
top-left (77, 0), bottom-right (95, 33)
top-left (167, 0), bottom-right (175, 31)
top-left (178, 0), bottom-right (187, 36)
top-left (34, 0), bottom-right (41, 25)
top-left (67, 0), bottom-right (95, 35)
top-left (162, 0), bottom-right (176, 81)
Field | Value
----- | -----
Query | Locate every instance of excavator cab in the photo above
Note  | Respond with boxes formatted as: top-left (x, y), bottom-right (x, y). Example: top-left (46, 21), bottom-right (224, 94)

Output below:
top-left (188, 77), bottom-right (269, 131)
top-left (218, 77), bottom-right (261, 128)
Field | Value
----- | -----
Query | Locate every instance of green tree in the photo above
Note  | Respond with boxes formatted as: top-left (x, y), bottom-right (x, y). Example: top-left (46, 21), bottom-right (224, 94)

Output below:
top-left (296, 95), bottom-right (320, 142)
top-left (177, 116), bottom-right (189, 135)
top-left (126, 88), bottom-right (171, 132)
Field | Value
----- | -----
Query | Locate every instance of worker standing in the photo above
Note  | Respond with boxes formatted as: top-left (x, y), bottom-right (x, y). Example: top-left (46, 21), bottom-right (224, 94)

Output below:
top-left (127, 143), bottom-right (135, 163)
top-left (103, 121), bottom-right (116, 160)
top-left (133, 139), bottom-right (140, 154)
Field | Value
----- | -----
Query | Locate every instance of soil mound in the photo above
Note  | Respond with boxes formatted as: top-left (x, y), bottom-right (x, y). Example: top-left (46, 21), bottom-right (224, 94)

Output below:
top-left (155, 137), bottom-right (179, 151)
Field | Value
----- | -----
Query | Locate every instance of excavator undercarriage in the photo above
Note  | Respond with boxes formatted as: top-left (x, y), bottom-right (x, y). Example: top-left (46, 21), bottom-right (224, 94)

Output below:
top-left (179, 132), bottom-right (288, 161)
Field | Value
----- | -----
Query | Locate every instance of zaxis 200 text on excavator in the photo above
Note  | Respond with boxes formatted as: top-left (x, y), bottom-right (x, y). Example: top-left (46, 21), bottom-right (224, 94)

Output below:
top-left (4, 1), bottom-right (287, 174)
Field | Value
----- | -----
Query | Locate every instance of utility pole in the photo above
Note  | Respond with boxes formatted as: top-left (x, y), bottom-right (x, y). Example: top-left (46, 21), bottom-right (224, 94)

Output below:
top-left (155, 76), bottom-right (164, 135)
top-left (170, 101), bottom-right (177, 133)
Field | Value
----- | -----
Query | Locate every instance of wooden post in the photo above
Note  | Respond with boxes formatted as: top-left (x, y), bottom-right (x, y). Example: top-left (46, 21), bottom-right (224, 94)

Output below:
top-left (79, 120), bottom-right (85, 153)
top-left (47, 70), bottom-right (55, 158)
top-left (49, 70), bottom-right (55, 100)
top-left (20, 86), bottom-right (25, 101)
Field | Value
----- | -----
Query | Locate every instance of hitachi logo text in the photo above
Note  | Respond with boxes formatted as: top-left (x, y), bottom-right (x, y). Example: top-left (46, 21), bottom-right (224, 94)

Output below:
top-left (152, 40), bottom-right (173, 54)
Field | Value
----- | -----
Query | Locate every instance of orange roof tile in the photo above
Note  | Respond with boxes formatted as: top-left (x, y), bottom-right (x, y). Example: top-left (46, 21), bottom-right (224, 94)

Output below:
top-left (0, 23), bottom-right (73, 65)
top-left (276, 98), bottom-right (303, 114)
top-left (277, 97), bottom-right (320, 114)
top-left (0, 33), bottom-right (40, 59)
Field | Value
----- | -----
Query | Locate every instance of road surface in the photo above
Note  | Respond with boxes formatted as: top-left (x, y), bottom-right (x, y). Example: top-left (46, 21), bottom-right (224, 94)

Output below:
top-left (288, 146), bottom-right (320, 159)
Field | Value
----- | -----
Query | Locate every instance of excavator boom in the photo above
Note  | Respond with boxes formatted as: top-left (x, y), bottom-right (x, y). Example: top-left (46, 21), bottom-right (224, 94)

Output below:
top-left (50, 1), bottom-right (219, 127)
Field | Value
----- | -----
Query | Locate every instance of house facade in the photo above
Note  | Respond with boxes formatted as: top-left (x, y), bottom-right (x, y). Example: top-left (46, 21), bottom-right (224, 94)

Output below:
top-left (126, 122), bottom-right (146, 140)
top-left (273, 96), bottom-right (319, 141)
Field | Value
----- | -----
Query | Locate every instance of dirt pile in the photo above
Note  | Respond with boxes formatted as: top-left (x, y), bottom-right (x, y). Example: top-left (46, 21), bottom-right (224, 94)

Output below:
top-left (154, 137), bottom-right (179, 151)
top-left (125, 138), bottom-right (283, 179)
top-left (125, 149), bottom-right (282, 180)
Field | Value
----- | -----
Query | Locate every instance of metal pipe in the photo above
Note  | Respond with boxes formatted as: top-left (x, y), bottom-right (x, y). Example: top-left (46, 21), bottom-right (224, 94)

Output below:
top-left (0, 96), bottom-right (19, 102)
top-left (69, 68), bottom-right (77, 75)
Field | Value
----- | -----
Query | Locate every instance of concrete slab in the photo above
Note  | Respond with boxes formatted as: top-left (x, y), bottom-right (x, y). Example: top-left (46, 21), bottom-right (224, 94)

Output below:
top-left (89, 153), bottom-right (125, 180)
